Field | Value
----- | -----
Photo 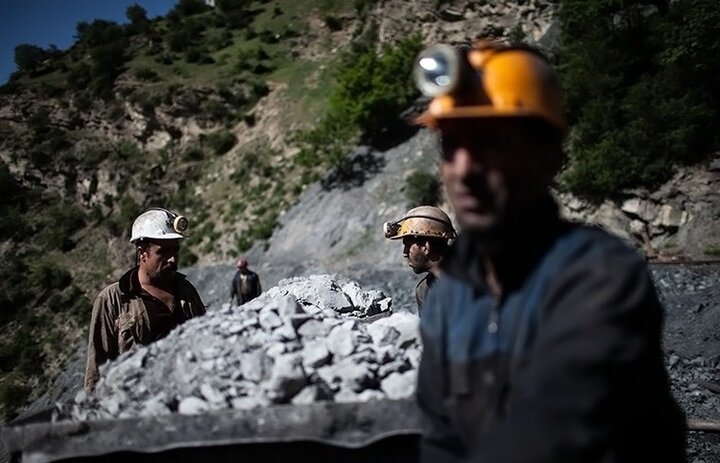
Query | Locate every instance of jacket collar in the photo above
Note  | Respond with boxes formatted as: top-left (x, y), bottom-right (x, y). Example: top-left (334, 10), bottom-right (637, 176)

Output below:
top-left (118, 267), bottom-right (187, 296)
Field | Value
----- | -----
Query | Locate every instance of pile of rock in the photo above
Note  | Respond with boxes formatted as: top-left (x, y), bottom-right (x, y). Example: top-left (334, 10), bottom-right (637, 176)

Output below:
top-left (57, 275), bottom-right (420, 422)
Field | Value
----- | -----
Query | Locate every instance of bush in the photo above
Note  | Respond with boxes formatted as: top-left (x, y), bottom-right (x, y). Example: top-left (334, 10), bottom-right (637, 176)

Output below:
top-left (325, 15), bottom-right (343, 31)
top-left (32, 262), bottom-right (72, 292)
top-left (14, 44), bottom-right (48, 72)
top-left (182, 146), bottom-right (206, 161)
top-left (332, 34), bottom-right (421, 140)
top-left (38, 201), bottom-right (86, 251)
top-left (293, 35), bottom-right (422, 170)
top-left (405, 170), bottom-right (441, 208)
top-left (134, 67), bottom-right (159, 81)
top-left (0, 376), bottom-right (31, 422)
top-left (108, 196), bottom-right (141, 237)
top-left (46, 285), bottom-right (88, 320)
top-left (204, 130), bottom-right (237, 154)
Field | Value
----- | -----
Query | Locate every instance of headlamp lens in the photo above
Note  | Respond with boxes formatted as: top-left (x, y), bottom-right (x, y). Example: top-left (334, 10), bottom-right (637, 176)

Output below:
top-left (173, 215), bottom-right (188, 233)
top-left (414, 44), bottom-right (461, 97)
top-left (383, 221), bottom-right (401, 239)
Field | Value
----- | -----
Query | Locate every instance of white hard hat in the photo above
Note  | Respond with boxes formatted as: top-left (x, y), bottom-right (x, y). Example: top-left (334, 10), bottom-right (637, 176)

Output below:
top-left (130, 208), bottom-right (188, 244)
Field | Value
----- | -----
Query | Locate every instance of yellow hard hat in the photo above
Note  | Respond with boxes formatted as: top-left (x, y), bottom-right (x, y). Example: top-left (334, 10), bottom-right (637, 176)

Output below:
top-left (384, 206), bottom-right (456, 241)
top-left (414, 40), bottom-right (566, 135)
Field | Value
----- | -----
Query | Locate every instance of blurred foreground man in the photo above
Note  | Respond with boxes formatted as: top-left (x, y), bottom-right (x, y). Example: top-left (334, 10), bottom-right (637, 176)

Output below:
top-left (413, 41), bottom-right (686, 462)
top-left (229, 257), bottom-right (262, 305)
top-left (384, 206), bottom-right (455, 312)
top-left (84, 208), bottom-right (205, 391)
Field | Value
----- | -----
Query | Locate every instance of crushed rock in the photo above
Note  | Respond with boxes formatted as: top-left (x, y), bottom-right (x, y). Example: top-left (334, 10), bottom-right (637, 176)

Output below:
top-left (55, 275), bottom-right (418, 422)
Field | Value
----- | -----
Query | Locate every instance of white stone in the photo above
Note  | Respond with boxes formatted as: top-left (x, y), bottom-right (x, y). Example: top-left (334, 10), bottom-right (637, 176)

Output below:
top-left (327, 325), bottom-right (358, 358)
top-left (259, 310), bottom-right (283, 330)
top-left (302, 340), bottom-right (331, 369)
top-left (200, 383), bottom-right (226, 404)
top-left (178, 396), bottom-right (210, 415)
top-left (265, 354), bottom-right (308, 402)
top-left (381, 371), bottom-right (417, 399)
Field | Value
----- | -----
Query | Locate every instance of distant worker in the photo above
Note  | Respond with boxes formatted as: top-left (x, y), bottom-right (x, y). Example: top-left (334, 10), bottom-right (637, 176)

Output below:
top-left (384, 206), bottom-right (456, 312)
top-left (413, 41), bottom-right (686, 461)
top-left (229, 257), bottom-right (262, 305)
top-left (84, 208), bottom-right (205, 392)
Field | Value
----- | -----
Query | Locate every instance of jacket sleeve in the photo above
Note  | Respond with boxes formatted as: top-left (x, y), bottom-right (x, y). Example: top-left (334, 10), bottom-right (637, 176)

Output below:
top-left (229, 273), bottom-right (237, 301)
top-left (474, 251), bottom-right (683, 462)
top-left (417, 287), bottom-right (466, 463)
top-left (84, 291), bottom-right (118, 392)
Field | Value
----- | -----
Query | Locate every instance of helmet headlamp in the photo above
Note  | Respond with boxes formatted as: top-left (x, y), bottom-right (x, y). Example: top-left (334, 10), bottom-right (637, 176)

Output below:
top-left (414, 44), bottom-right (474, 98)
top-left (173, 215), bottom-right (188, 233)
top-left (413, 39), bottom-right (568, 134)
top-left (383, 221), bottom-right (402, 239)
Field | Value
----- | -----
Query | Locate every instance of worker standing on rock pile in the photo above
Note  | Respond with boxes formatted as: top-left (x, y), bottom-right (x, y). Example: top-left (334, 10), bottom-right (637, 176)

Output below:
top-left (384, 206), bottom-right (455, 313)
top-left (413, 40), bottom-right (686, 462)
top-left (229, 257), bottom-right (262, 305)
top-left (84, 208), bottom-right (206, 392)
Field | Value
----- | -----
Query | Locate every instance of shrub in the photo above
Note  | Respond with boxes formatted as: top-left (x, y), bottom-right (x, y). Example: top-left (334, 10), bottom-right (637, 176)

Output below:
top-left (14, 44), bottom-right (47, 72)
top-left (0, 376), bottom-right (31, 422)
top-left (332, 34), bottom-right (421, 140)
top-left (293, 35), bottom-right (422, 170)
top-left (108, 196), bottom-right (140, 237)
top-left (173, 0), bottom-right (210, 17)
top-left (134, 67), bottom-right (159, 81)
top-left (46, 285), bottom-right (88, 320)
top-left (325, 15), bottom-right (343, 31)
top-left (38, 201), bottom-right (86, 251)
top-left (405, 170), bottom-right (441, 208)
top-left (32, 263), bottom-right (72, 292)
top-left (204, 130), bottom-right (237, 154)
top-left (182, 146), bottom-right (205, 161)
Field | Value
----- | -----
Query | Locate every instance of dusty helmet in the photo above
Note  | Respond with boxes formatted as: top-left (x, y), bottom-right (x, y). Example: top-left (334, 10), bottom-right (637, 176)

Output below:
top-left (414, 40), bottom-right (566, 135)
top-left (130, 208), bottom-right (188, 244)
top-left (384, 206), bottom-right (456, 241)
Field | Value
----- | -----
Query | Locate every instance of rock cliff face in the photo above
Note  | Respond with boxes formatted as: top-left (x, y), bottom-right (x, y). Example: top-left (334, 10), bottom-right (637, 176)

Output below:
top-left (560, 157), bottom-right (720, 260)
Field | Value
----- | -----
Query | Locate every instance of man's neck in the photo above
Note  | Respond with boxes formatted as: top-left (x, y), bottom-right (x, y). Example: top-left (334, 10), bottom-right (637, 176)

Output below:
top-left (138, 268), bottom-right (173, 292)
top-left (449, 194), bottom-right (562, 297)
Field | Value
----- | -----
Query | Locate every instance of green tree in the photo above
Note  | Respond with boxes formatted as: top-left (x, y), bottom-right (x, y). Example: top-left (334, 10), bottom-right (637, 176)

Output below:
top-left (558, 0), bottom-right (720, 199)
top-left (217, 0), bottom-right (251, 13)
top-left (75, 20), bottom-right (123, 48)
top-left (330, 35), bottom-right (422, 141)
top-left (174, 0), bottom-right (209, 17)
top-left (13, 44), bottom-right (46, 72)
top-left (126, 3), bottom-right (150, 33)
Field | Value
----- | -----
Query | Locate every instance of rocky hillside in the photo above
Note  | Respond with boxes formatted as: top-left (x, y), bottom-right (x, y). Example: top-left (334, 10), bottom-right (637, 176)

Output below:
top-left (0, 0), bottom-right (563, 421)
top-left (2, 0), bottom-right (719, 430)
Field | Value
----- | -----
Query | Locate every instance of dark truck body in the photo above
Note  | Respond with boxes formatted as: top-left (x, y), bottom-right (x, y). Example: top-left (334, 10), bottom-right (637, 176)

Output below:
top-left (1, 399), bottom-right (421, 462)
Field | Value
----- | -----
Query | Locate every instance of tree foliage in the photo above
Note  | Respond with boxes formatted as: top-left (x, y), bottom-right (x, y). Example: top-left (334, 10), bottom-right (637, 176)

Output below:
top-left (558, 0), bottom-right (720, 199)
top-left (295, 35), bottom-right (422, 169)
top-left (126, 3), bottom-right (150, 33)
top-left (13, 44), bottom-right (46, 72)
top-left (173, 0), bottom-right (210, 17)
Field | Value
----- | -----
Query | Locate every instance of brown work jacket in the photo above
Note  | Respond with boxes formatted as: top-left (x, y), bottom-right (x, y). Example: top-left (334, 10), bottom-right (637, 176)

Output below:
top-left (84, 267), bottom-right (205, 391)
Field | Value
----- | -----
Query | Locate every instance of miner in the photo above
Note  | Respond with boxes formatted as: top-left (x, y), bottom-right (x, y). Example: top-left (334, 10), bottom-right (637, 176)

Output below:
top-left (384, 205), bottom-right (455, 312)
top-left (413, 40), bottom-right (686, 462)
top-left (84, 208), bottom-right (206, 391)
